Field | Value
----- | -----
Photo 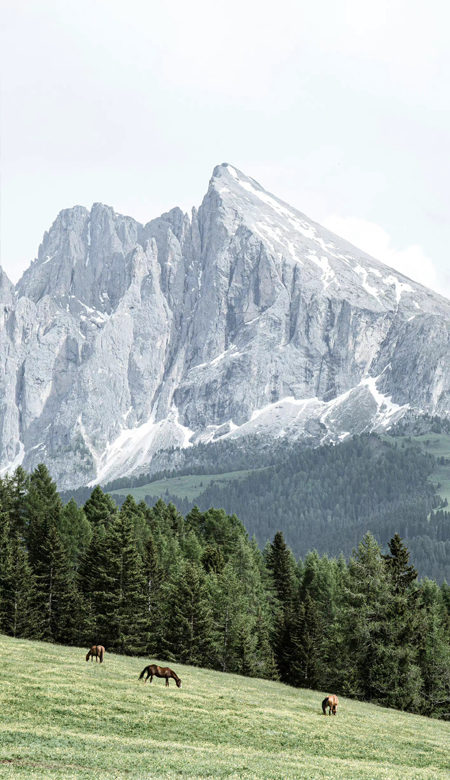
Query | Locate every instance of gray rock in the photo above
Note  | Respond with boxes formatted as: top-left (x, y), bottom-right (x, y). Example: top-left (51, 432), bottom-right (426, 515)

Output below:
top-left (2, 163), bottom-right (450, 488)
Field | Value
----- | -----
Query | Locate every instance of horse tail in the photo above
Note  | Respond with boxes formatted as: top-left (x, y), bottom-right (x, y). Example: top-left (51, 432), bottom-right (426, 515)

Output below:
top-left (86, 651), bottom-right (90, 662)
top-left (322, 697), bottom-right (328, 715)
top-left (99, 647), bottom-right (104, 663)
top-left (139, 666), bottom-right (148, 680)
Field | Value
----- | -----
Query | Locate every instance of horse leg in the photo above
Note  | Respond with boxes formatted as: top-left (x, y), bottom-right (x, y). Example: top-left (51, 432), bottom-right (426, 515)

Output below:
top-left (166, 677), bottom-right (169, 687)
top-left (149, 674), bottom-right (153, 685)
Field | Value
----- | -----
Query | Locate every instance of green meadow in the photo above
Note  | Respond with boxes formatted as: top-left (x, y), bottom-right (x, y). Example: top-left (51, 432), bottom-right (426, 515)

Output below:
top-left (1, 635), bottom-right (449, 780)
top-left (108, 469), bottom-right (264, 504)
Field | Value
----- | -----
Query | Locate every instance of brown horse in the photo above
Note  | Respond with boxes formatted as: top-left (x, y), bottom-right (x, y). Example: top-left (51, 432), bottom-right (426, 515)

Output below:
top-left (86, 645), bottom-right (105, 663)
top-left (322, 694), bottom-right (338, 715)
top-left (139, 664), bottom-right (182, 688)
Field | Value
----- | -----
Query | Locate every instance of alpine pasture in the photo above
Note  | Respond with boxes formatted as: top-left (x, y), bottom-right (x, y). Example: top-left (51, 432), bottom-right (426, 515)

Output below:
top-left (1, 635), bottom-right (449, 780)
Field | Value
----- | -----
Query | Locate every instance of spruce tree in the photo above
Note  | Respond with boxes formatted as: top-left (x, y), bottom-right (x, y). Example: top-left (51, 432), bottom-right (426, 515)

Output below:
top-left (266, 530), bottom-right (296, 607)
top-left (8, 533), bottom-right (40, 639)
top-left (83, 486), bottom-right (117, 530)
top-left (237, 624), bottom-right (256, 677)
top-left (32, 521), bottom-right (79, 643)
top-left (201, 544), bottom-right (225, 574)
top-left (26, 464), bottom-right (62, 564)
top-left (120, 495), bottom-right (148, 555)
top-left (6, 466), bottom-right (30, 538)
top-left (185, 505), bottom-right (205, 537)
top-left (92, 512), bottom-right (150, 654)
top-left (142, 534), bottom-right (163, 653)
top-left (382, 533), bottom-right (418, 594)
top-left (266, 530), bottom-right (297, 677)
top-left (264, 651), bottom-right (280, 681)
top-left (0, 512), bottom-right (13, 633)
top-left (290, 595), bottom-right (323, 689)
top-left (332, 532), bottom-right (422, 708)
top-left (58, 499), bottom-right (92, 569)
top-left (164, 561), bottom-right (214, 667)
top-left (210, 563), bottom-right (255, 673)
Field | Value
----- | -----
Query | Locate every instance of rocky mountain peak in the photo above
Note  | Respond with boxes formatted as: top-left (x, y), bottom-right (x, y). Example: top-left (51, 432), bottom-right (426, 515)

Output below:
top-left (1, 165), bottom-right (450, 489)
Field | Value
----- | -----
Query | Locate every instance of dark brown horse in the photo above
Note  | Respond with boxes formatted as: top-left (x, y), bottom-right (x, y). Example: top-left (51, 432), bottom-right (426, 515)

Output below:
top-left (322, 694), bottom-right (338, 715)
top-left (86, 645), bottom-right (105, 663)
top-left (139, 664), bottom-right (182, 688)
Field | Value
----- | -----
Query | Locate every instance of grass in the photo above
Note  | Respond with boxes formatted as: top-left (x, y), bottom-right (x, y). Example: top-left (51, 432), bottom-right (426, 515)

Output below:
top-left (1, 636), bottom-right (449, 779)
top-left (383, 433), bottom-right (450, 506)
top-left (108, 469), bottom-right (265, 504)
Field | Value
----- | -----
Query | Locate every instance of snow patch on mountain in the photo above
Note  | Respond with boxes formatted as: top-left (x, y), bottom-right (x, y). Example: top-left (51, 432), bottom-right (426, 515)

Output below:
top-left (91, 406), bottom-right (194, 485)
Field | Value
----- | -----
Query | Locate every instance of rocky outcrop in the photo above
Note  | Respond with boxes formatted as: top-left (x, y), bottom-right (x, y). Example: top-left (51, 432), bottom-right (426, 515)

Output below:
top-left (2, 164), bottom-right (450, 488)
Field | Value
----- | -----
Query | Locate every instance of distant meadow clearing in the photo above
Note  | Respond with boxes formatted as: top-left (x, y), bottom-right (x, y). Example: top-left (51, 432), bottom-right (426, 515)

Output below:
top-left (1, 636), bottom-right (449, 779)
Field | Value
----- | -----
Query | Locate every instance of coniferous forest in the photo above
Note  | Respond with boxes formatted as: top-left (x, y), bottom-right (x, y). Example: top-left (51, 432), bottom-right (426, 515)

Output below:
top-left (1, 463), bottom-right (450, 719)
top-left (151, 435), bottom-right (450, 583)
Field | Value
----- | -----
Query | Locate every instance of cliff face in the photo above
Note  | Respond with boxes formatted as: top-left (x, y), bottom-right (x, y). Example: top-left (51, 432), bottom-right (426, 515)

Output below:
top-left (2, 164), bottom-right (450, 488)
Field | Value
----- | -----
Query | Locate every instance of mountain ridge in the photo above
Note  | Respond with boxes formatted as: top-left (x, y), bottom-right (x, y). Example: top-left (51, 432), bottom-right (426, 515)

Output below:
top-left (2, 163), bottom-right (450, 488)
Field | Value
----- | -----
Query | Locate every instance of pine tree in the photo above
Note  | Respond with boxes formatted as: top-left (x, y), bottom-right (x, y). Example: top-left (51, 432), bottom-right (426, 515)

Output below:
top-left (164, 561), bottom-right (214, 667)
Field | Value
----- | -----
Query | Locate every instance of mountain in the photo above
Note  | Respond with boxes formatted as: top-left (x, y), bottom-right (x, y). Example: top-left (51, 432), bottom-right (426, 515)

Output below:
top-left (2, 164), bottom-right (450, 489)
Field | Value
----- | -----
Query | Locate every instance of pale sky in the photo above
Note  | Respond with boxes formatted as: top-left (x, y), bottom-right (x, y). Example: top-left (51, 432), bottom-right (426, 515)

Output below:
top-left (1, 0), bottom-right (449, 297)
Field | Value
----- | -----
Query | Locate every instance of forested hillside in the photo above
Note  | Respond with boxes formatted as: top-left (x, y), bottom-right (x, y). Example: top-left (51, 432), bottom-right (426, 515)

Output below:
top-left (1, 464), bottom-right (450, 719)
top-left (62, 434), bottom-right (450, 581)
top-left (111, 435), bottom-right (448, 582)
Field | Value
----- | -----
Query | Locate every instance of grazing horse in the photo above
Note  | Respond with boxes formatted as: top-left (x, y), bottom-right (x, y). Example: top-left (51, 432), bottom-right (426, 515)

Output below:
top-left (86, 645), bottom-right (105, 663)
top-left (322, 694), bottom-right (338, 715)
top-left (139, 664), bottom-right (182, 688)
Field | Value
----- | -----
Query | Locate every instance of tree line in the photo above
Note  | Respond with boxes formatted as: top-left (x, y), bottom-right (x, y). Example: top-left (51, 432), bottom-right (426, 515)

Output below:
top-left (1, 463), bottom-right (450, 718)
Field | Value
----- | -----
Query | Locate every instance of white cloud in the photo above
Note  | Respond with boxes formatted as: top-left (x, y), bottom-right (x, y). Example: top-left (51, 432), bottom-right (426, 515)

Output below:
top-left (323, 214), bottom-right (443, 294)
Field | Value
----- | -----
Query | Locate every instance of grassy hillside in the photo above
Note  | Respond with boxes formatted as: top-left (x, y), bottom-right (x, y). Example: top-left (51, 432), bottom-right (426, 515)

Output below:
top-left (1, 635), bottom-right (449, 780)
top-left (109, 469), bottom-right (265, 504)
